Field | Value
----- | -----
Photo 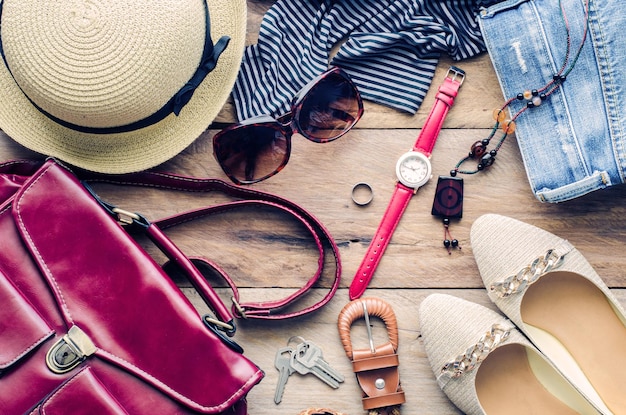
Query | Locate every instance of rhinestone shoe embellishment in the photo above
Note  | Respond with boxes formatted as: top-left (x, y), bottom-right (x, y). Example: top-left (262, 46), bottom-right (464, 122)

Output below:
top-left (437, 323), bottom-right (512, 388)
top-left (489, 240), bottom-right (573, 298)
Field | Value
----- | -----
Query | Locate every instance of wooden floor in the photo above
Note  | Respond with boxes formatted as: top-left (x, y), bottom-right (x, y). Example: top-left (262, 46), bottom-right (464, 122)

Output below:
top-left (2, 2), bottom-right (626, 414)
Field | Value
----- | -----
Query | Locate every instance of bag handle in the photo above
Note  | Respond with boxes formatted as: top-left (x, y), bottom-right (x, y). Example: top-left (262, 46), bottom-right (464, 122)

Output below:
top-left (78, 167), bottom-right (342, 325)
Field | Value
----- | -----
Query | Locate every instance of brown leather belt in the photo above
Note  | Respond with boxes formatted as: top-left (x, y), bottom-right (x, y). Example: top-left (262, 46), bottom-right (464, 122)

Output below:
top-left (338, 297), bottom-right (405, 412)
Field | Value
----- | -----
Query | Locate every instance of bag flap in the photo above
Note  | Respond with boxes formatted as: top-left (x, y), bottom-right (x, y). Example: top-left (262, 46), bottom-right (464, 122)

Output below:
top-left (13, 161), bottom-right (263, 413)
top-left (0, 159), bottom-right (42, 205)
top-left (37, 368), bottom-right (128, 415)
top-left (0, 268), bottom-right (54, 371)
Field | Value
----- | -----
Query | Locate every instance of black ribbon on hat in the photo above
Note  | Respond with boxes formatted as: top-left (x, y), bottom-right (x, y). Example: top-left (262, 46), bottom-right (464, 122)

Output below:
top-left (172, 34), bottom-right (230, 117)
top-left (0, 0), bottom-right (230, 134)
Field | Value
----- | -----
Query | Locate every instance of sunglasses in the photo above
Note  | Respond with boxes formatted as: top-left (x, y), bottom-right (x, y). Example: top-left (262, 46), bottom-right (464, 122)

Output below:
top-left (213, 67), bottom-right (364, 184)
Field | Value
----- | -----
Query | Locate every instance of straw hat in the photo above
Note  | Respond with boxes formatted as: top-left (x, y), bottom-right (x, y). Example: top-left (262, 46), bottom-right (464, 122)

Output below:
top-left (0, 0), bottom-right (246, 173)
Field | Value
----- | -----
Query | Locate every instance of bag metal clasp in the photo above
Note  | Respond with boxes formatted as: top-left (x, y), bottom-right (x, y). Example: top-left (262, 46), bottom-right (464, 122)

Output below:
top-left (46, 325), bottom-right (96, 374)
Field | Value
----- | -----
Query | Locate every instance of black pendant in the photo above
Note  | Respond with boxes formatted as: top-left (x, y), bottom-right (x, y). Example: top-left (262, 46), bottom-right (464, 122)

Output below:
top-left (431, 176), bottom-right (463, 219)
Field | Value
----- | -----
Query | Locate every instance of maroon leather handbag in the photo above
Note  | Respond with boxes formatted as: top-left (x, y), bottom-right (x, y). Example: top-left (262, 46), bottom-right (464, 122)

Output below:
top-left (0, 159), bottom-right (269, 414)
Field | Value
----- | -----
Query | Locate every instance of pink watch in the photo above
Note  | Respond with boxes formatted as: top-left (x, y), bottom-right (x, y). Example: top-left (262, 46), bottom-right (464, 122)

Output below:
top-left (349, 67), bottom-right (465, 300)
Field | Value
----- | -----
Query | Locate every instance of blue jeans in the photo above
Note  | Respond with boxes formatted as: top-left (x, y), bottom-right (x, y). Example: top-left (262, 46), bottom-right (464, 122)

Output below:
top-left (478, 0), bottom-right (626, 202)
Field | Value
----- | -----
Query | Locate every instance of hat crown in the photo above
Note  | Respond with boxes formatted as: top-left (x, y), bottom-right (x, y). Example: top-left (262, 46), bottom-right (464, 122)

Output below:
top-left (1, 0), bottom-right (207, 129)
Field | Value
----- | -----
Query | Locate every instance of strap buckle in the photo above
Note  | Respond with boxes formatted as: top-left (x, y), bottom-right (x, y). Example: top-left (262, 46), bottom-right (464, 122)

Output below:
top-left (82, 181), bottom-right (150, 229)
top-left (362, 301), bottom-right (377, 354)
top-left (203, 315), bottom-right (235, 333)
top-left (203, 315), bottom-right (243, 353)
top-left (112, 207), bottom-right (141, 225)
top-left (231, 296), bottom-right (248, 319)
top-left (446, 66), bottom-right (465, 86)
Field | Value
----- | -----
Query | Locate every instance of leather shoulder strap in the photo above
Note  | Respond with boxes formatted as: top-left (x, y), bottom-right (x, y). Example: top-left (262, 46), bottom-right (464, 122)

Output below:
top-left (78, 168), bottom-right (342, 322)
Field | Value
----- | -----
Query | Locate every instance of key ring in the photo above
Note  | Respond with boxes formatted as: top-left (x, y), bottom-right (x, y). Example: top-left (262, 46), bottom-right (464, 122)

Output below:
top-left (287, 335), bottom-right (307, 347)
top-left (352, 182), bottom-right (374, 206)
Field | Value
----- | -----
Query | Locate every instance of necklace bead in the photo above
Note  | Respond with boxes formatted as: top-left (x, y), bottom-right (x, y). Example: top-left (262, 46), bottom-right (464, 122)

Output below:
top-left (470, 141), bottom-right (487, 158)
top-left (531, 95), bottom-right (542, 107)
top-left (501, 120), bottom-right (516, 134)
top-left (479, 153), bottom-right (495, 169)
top-left (493, 108), bottom-right (506, 122)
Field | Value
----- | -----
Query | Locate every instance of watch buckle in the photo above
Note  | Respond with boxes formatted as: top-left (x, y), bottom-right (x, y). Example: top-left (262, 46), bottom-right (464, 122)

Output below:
top-left (446, 66), bottom-right (465, 86)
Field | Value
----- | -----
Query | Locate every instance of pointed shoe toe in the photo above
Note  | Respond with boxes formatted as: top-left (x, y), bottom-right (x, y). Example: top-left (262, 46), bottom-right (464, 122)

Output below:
top-left (471, 213), bottom-right (626, 415)
top-left (419, 294), bottom-right (601, 415)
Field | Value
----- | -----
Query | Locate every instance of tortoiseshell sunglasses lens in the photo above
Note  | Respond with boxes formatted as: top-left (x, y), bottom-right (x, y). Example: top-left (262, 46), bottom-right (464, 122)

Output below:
top-left (213, 123), bottom-right (289, 185)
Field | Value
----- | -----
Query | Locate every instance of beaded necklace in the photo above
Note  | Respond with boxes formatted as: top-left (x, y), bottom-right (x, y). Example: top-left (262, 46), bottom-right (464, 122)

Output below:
top-left (431, 0), bottom-right (590, 253)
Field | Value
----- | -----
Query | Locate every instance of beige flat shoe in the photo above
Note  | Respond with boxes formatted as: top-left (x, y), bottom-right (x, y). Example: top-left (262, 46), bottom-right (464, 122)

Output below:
top-left (419, 294), bottom-right (601, 415)
top-left (471, 213), bottom-right (626, 415)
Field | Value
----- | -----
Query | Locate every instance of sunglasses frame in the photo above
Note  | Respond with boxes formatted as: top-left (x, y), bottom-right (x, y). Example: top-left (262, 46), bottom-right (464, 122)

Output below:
top-left (213, 67), bottom-right (364, 185)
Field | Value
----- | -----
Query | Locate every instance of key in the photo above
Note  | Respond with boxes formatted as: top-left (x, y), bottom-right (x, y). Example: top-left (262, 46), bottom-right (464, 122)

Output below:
top-left (291, 342), bottom-right (342, 388)
top-left (292, 341), bottom-right (344, 388)
top-left (289, 347), bottom-right (338, 388)
top-left (274, 347), bottom-right (295, 404)
top-left (297, 341), bottom-right (345, 384)
top-left (297, 341), bottom-right (344, 385)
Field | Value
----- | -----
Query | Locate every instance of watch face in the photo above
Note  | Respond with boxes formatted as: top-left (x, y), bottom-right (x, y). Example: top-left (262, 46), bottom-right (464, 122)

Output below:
top-left (395, 151), bottom-right (432, 188)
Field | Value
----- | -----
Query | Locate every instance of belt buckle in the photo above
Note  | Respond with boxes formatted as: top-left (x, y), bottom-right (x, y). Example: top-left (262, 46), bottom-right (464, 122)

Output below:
top-left (337, 298), bottom-right (405, 411)
top-left (338, 297), bottom-right (399, 358)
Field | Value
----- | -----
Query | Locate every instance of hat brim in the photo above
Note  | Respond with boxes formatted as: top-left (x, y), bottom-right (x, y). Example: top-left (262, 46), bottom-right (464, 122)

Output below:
top-left (0, 0), bottom-right (247, 174)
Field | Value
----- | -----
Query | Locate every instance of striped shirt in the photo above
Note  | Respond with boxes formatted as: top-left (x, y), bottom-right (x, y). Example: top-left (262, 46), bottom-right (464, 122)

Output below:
top-left (233, 0), bottom-right (494, 121)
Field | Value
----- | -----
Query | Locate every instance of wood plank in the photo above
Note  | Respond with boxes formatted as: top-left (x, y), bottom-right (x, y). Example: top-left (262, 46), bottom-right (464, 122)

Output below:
top-left (3, 125), bottom-right (626, 291)
top-left (68, 125), bottom-right (626, 290)
top-left (1, 1), bottom-right (625, 414)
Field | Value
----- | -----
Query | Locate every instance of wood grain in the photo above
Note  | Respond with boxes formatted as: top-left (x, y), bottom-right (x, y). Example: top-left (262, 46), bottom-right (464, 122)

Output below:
top-left (1, 1), bottom-right (625, 414)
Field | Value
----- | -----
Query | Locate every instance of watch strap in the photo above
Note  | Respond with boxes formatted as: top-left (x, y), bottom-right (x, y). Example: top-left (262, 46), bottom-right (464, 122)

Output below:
top-left (348, 67), bottom-right (464, 300)
top-left (414, 66), bottom-right (465, 156)
top-left (349, 183), bottom-right (413, 300)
